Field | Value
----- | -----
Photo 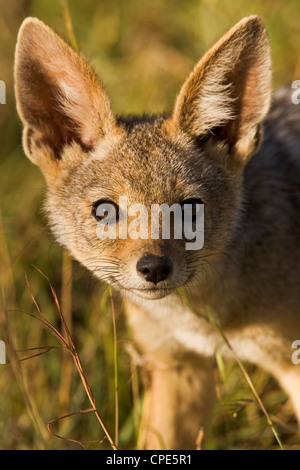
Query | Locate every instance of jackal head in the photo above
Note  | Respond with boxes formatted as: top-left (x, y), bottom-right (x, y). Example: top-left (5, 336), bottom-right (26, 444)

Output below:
top-left (15, 16), bottom-right (271, 300)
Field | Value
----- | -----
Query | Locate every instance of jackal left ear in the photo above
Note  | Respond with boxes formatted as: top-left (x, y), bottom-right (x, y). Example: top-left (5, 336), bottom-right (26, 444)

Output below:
top-left (15, 18), bottom-right (118, 179)
top-left (165, 16), bottom-right (272, 166)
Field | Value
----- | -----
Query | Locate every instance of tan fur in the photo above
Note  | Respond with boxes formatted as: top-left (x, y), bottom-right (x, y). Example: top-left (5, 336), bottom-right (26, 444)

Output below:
top-left (15, 16), bottom-right (300, 449)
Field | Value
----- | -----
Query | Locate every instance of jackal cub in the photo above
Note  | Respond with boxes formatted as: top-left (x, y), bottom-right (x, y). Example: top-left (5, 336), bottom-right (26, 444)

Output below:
top-left (15, 15), bottom-right (300, 449)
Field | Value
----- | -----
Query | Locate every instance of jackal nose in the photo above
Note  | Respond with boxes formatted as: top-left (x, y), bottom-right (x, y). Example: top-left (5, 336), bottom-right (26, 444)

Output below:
top-left (136, 255), bottom-right (173, 285)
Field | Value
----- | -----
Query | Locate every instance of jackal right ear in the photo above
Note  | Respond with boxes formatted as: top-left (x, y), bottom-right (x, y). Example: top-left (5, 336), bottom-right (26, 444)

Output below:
top-left (165, 16), bottom-right (272, 168)
top-left (15, 18), bottom-right (117, 180)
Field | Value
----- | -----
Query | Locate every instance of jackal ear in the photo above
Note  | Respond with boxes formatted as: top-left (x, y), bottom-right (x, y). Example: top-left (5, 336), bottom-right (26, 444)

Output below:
top-left (165, 16), bottom-right (272, 167)
top-left (15, 18), bottom-right (117, 171)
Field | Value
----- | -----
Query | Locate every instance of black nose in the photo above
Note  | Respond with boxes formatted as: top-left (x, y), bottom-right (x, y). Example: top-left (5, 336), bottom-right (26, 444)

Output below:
top-left (136, 255), bottom-right (173, 285)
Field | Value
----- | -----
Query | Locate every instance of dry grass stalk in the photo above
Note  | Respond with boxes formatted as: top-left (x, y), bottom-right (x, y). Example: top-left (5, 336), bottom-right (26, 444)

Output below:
top-left (25, 267), bottom-right (118, 450)
top-left (178, 288), bottom-right (285, 450)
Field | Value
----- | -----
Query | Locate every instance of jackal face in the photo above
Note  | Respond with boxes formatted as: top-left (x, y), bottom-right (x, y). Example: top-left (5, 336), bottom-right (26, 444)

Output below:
top-left (15, 16), bottom-right (271, 300)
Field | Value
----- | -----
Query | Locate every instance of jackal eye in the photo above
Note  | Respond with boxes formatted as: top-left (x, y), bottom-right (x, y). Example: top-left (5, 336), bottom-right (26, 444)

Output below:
top-left (180, 198), bottom-right (203, 223)
top-left (91, 199), bottom-right (119, 223)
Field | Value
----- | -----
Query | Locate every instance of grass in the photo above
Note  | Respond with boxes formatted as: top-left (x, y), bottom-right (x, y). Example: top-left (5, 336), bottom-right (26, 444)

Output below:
top-left (178, 289), bottom-right (285, 450)
top-left (1, 0), bottom-right (300, 450)
top-left (25, 267), bottom-right (118, 450)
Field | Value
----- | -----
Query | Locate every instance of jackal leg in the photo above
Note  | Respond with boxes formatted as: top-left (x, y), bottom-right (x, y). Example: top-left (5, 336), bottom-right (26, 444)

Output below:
top-left (274, 365), bottom-right (300, 424)
top-left (138, 355), bottom-right (215, 450)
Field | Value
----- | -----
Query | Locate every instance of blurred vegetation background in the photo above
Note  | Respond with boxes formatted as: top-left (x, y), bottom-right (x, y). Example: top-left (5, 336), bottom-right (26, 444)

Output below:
top-left (1, 0), bottom-right (300, 450)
